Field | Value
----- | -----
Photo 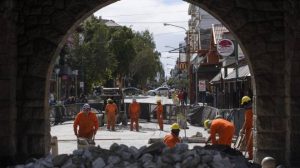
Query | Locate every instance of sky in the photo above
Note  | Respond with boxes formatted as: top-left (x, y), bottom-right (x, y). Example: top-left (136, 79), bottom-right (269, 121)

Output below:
top-left (94, 0), bottom-right (190, 77)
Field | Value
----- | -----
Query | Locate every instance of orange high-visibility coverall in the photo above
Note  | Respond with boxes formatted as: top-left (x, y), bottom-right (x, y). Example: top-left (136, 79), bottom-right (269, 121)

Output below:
top-left (73, 112), bottom-right (99, 139)
top-left (210, 118), bottom-right (235, 146)
top-left (156, 104), bottom-right (164, 130)
top-left (244, 108), bottom-right (253, 159)
top-left (105, 103), bottom-right (118, 130)
top-left (129, 102), bottom-right (141, 131)
top-left (164, 133), bottom-right (181, 148)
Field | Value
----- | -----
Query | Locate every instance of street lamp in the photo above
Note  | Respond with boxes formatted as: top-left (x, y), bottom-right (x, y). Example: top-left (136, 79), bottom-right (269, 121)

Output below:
top-left (72, 70), bottom-right (78, 98)
top-left (163, 22), bottom-right (191, 98)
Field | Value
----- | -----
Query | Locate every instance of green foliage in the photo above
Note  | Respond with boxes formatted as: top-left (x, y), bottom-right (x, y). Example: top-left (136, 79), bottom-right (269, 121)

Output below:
top-left (65, 15), bottom-right (164, 93)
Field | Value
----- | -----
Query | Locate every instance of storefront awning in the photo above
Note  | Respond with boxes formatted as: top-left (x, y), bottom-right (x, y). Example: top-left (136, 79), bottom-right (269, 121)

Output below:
top-left (224, 65), bottom-right (250, 80)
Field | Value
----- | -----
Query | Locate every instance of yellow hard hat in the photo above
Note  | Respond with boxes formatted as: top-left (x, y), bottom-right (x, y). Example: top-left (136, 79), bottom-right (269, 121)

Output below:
top-left (203, 119), bottom-right (211, 129)
top-left (171, 123), bottom-right (180, 130)
top-left (241, 96), bottom-right (251, 105)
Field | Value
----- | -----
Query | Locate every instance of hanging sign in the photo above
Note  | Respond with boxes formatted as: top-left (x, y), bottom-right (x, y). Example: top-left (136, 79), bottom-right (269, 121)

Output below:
top-left (217, 39), bottom-right (234, 57)
top-left (199, 80), bottom-right (206, 92)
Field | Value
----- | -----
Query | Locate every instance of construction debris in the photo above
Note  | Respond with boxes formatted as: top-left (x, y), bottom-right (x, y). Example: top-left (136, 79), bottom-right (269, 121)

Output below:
top-left (11, 142), bottom-right (261, 168)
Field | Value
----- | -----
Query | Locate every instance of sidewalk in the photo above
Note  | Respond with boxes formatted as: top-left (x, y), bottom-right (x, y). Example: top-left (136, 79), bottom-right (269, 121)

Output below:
top-left (50, 121), bottom-right (209, 154)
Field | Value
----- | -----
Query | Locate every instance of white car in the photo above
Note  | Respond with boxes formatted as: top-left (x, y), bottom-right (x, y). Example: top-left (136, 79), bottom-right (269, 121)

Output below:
top-left (147, 87), bottom-right (170, 96)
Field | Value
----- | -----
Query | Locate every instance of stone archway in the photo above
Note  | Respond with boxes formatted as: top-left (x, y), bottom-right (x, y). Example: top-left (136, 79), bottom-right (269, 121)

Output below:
top-left (0, 0), bottom-right (299, 166)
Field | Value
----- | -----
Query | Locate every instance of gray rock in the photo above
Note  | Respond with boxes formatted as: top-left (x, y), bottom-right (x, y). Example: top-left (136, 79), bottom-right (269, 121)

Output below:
top-left (83, 149), bottom-right (93, 160)
top-left (107, 155), bottom-right (121, 165)
top-left (125, 162), bottom-right (139, 168)
top-left (202, 154), bottom-right (213, 163)
top-left (92, 157), bottom-right (106, 168)
top-left (181, 156), bottom-right (194, 168)
top-left (174, 143), bottom-right (188, 153)
top-left (52, 154), bottom-right (69, 167)
top-left (109, 143), bottom-right (120, 152)
top-left (139, 153), bottom-right (153, 163)
top-left (161, 153), bottom-right (174, 164)
top-left (172, 153), bottom-right (182, 162)
top-left (73, 149), bottom-right (84, 156)
top-left (120, 151), bottom-right (132, 160)
top-left (143, 160), bottom-right (156, 168)
top-left (61, 158), bottom-right (74, 168)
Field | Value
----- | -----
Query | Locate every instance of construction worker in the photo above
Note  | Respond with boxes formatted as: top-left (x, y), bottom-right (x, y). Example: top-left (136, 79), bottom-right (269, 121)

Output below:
top-left (164, 123), bottom-right (181, 148)
top-left (73, 103), bottom-right (99, 139)
top-left (105, 98), bottom-right (118, 131)
top-left (128, 98), bottom-right (141, 131)
top-left (204, 117), bottom-right (235, 146)
top-left (240, 96), bottom-right (253, 160)
top-left (155, 99), bottom-right (164, 131)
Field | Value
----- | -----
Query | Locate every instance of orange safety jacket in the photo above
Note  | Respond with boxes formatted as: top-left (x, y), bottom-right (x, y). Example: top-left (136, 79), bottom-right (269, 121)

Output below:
top-left (73, 112), bottom-right (99, 138)
top-left (105, 103), bottom-right (118, 115)
top-left (156, 104), bottom-right (163, 119)
top-left (210, 118), bottom-right (235, 145)
top-left (129, 102), bottom-right (140, 118)
top-left (164, 133), bottom-right (181, 148)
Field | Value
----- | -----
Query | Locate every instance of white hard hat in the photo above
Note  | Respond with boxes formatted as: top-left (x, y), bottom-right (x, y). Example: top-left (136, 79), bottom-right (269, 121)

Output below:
top-left (82, 103), bottom-right (90, 110)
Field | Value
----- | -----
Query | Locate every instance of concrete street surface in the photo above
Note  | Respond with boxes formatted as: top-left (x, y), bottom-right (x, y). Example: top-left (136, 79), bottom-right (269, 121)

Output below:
top-left (51, 121), bottom-right (209, 154)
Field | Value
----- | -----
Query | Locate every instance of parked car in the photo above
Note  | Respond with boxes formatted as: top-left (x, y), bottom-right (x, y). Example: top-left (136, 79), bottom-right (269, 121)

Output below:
top-left (122, 87), bottom-right (143, 96)
top-left (147, 87), bottom-right (170, 96)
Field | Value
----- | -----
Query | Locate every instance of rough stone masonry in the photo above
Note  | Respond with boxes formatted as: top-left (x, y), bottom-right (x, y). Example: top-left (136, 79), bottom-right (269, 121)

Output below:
top-left (10, 142), bottom-right (260, 168)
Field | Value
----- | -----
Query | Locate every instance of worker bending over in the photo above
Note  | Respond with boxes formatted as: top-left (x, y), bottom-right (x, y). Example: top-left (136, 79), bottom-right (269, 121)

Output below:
top-left (73, 103), bottom-right (99, 140)
top-left (204, 117), bottom-right (235, 146)
top-left (128, 98), bottom-right (141, 131)
top-left (164, 123), bottom-right (181, 148)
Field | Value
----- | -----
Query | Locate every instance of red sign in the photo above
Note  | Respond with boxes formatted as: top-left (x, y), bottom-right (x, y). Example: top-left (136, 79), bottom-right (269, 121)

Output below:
top-left (217, 39), bottom-right (234, 57)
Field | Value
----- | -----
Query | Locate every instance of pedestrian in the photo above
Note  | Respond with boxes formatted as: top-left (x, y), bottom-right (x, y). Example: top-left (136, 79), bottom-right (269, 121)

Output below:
top-left (105, 98), bottom-right (118, 131)
top-left (128, 98), bottom-right (141, 131)
top-left (73, 103), bottom-right (99, 140)
top-left (204, 117), bottom-right (235, 146)
top-left (183, 89), bottom-right (188, 105)
top-left (164, 123), bottom-right (181, 148)
top-left (154, 99), bottom-right (164, 131)
top-left (178, 90), bottom-right (184, 106)
top-left (240, 96), bottom-right (253, 160)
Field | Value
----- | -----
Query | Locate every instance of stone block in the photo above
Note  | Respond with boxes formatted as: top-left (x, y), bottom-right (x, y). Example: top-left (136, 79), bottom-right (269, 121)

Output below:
top-left (256, 132), bottom-right (286, 148)
top-left (0, 136), bottom-right (16, 155)
top-left (0, 80), bottom-right (12, 98)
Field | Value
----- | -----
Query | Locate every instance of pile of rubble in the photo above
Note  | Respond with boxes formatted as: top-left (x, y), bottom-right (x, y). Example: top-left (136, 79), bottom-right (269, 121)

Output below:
top-left (12, 142), bottom-right (261, 168)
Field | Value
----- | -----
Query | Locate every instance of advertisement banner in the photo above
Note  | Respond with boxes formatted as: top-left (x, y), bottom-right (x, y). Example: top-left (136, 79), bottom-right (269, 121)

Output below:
top-left (199, 80), bottom-right (206, 92)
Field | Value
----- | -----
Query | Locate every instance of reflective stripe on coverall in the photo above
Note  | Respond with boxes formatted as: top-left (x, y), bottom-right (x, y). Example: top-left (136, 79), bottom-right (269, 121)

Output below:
top-left (210, 118), bottom-right (235, 146)
top-left (73, 112), bottom-right (99, 139)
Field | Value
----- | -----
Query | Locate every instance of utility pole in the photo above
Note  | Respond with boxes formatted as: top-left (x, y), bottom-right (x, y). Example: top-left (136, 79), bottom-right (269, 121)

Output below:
top-left (234, 40), bottom-right (239, 107)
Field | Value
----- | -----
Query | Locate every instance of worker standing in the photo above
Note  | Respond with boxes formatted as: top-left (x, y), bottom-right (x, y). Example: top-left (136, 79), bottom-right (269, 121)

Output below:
top-left (240, 96), bottom-right (253, 160)
top-left (105, 98), bottom-right (118, 131)
top-left (204, 117), bottom-right (235, 146)
top-left (73, 103), bottom-right (99, 140)
top-left (155, 99), bottom-right (164, 131)
top-left (128, 98), bottom-right (141, 131)
top-left (164, 123), bottom-right (181, 148)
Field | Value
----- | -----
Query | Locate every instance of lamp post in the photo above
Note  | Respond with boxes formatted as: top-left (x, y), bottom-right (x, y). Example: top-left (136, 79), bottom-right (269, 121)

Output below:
top-left (163, 23), bottom-right (190, 99)
top-left (72, 70), bottom-right (78, 98)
